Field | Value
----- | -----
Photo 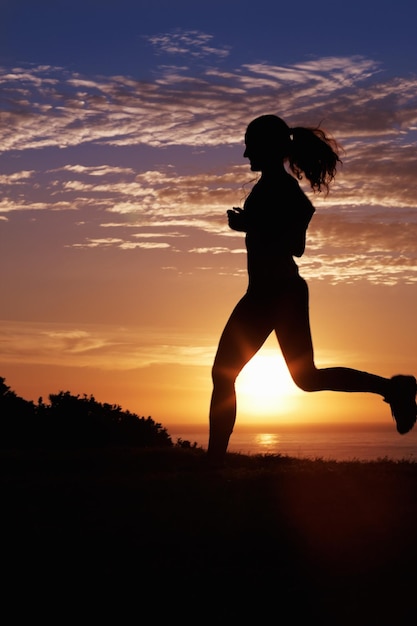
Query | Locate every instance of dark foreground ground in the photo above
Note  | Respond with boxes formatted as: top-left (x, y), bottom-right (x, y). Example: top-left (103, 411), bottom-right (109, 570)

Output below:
top-left (2, 447), bottom-right (417, 624)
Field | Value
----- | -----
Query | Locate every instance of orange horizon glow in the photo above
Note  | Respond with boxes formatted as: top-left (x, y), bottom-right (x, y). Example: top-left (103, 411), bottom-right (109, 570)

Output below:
top-left (1, 323), bottom-right (411, 431)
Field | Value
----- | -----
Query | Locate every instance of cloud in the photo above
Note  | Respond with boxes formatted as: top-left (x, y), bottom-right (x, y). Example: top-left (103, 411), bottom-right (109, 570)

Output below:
top-left (0, 198), bottom-right (74, 212)
top-left (1, 54), bottom-right (417, 283)
top-left (2, 56), bottom-right (417, 154)
top-left (120, 241), bottom-right (170, 250)
top-left (68, 236), bottom-right (172, 250)
top-left (190, 246), bottom-right (245, 255)
top-left (144, 29), bottom-right (230, 59)
top-left (0, 320), bottom-right (215, 370)
top-left (299, 209), bottom-right (417, 284)
top-left (70, 237), bottom-right (124, 248)
top-left (0, 170), bottom-right (35, 184)
top-left (55, 164), bottom-right (136, 176)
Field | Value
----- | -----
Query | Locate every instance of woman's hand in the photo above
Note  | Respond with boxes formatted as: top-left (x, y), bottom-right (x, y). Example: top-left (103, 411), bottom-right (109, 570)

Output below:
top-left (227, 207), bottom-right (247, 232)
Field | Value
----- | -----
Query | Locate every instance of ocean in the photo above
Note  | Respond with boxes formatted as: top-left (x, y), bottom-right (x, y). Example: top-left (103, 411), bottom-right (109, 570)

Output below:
top-left (168, 422), bottom-right (417, 462)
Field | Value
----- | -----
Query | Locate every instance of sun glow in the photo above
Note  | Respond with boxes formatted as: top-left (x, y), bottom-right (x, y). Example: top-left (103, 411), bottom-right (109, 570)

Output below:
top-left (235, 349), bottom-right (300, 418)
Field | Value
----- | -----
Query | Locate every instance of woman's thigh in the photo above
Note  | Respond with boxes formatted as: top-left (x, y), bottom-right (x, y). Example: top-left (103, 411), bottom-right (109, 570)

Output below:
top-left (213, 294), bottom-right (274, 379)
top-left (274, 278), bottom-right (315, 374)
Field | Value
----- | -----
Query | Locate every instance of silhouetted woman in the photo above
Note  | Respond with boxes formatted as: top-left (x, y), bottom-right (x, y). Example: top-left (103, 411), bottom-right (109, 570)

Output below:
top-left (208, 114), bottom-right (416, 464)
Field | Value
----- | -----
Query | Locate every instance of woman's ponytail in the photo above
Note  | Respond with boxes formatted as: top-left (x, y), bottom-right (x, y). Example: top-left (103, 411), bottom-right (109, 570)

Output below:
top-left (289, 126), bottom-right (341, 193)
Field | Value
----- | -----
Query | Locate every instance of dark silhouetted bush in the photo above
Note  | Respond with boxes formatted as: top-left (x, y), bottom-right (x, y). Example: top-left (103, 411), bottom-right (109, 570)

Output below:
top-left (0, 377), bottom-right (36, 446)
top-left (0, 377), bottom-right (172, 449)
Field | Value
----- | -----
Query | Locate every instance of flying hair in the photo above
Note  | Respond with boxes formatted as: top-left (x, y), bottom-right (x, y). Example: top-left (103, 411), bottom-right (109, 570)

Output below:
top-left (288, 125), bottom-right (342, 194)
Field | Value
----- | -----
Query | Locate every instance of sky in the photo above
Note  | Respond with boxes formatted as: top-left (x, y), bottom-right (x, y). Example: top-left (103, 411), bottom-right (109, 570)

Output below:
top-left (1, 0), bottom-right (417, 433)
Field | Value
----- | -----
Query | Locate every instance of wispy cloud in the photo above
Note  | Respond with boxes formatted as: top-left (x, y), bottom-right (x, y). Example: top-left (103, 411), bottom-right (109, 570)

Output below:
top-left (1, 52), bottom-right (417, 283)
top-left (190, 246), bottom-right (245, 255)
top-left (144, 29), bottom-right (230, 59)
top-left (2, 56), bottom-right (416, 153)
top-left (0, 320), bottom-right (215, 369)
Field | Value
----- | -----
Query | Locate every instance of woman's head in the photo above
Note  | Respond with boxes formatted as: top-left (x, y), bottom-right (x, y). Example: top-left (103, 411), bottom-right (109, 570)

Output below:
top-left (244, 115), bottom-right (292, 171)
top-left (244, 114), bottom-right (341, 193)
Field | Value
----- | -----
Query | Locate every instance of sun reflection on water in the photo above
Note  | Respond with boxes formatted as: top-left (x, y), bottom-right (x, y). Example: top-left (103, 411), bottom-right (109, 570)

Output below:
top-left (255, 432), bottom-right (281, 450)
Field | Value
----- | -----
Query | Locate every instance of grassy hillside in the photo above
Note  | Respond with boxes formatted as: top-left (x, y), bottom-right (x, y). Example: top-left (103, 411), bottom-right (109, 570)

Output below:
top-left (2, 447), bottom-right (416, 624)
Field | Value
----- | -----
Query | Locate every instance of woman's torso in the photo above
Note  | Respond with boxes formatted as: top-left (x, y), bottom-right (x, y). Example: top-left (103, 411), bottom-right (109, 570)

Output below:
top-left (243, 173), bottom-right (314, 293)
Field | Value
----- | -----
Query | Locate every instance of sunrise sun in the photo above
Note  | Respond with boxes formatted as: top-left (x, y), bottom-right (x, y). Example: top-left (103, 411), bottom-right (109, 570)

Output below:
top-left (235, 349), bottom-right (299, 418)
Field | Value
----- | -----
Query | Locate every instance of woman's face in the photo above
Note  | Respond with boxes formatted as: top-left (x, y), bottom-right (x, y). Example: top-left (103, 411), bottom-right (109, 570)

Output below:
top-left (243, 136), bottom-right (263, 171)
top-left (243, 130), bottom-right (282, 171)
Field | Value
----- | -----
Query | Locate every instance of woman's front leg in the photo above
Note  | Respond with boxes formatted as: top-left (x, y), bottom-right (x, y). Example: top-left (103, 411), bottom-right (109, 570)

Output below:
top-left (208, 295), bottom-right (273, 463)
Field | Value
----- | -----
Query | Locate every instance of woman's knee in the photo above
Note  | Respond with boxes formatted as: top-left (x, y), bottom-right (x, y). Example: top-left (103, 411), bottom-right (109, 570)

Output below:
top-left (290, 366), bottom-right (320, 392)
top-left (211, 362), bottom-right (237, 387)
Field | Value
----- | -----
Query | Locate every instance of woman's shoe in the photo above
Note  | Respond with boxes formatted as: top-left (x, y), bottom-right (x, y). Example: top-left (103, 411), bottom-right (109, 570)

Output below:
top-left (384, 375), bottom-right (417, 434)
